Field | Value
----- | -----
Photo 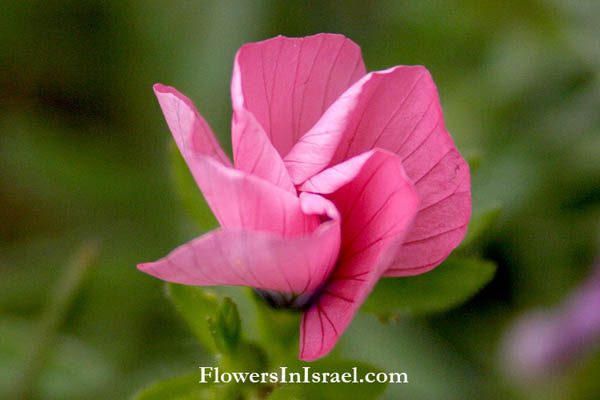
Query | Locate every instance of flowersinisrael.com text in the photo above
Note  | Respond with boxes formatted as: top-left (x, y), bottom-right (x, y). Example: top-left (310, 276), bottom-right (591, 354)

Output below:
top-left (198, 366), bottom-right (408, 384)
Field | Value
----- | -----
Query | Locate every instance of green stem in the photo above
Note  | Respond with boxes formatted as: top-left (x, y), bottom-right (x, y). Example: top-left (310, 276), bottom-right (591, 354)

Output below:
top-left (9, 240), bottom-right (100, 400)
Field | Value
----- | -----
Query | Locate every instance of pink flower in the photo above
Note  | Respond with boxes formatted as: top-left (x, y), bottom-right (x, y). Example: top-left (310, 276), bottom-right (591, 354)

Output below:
top-left (502, 258), bottom-right (600, 378)
top-left (138, 33), bottom-right (471, 361)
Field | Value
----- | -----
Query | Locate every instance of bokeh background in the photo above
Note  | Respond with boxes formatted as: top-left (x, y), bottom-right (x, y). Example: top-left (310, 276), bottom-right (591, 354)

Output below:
top-left (2, 1), bottom-right (599, 399)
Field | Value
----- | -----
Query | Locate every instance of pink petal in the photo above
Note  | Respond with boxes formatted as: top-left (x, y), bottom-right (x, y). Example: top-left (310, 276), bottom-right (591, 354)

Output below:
top-left (386, 150), bottom-right (470, 276)
top-left (231, 107), bottom-right (295, 194)
top-left (153, 84), bottom-right (231, 167)
top-left (188, 155), bottom-right (319, 237)
top-left (299, 191), bottom-right (340, 221)
top-left (284, 78), bottom-right (375, 184)
top-left (285, 66), bottom-right (417, 184)
top-left (231, 33), bottom-right (365, 158)
top-left (299, 150), bottom-right (419, 361)
top-left (138, 210), bottom-right (339, 294)
top-left (288, 65), bottom-right (470, 274)
top-left (326, 66), bottom-right (470, 274)
top-left (327, 66), bottom-right (442, 166)
top-left (297, 150), bottom-right (376, 194)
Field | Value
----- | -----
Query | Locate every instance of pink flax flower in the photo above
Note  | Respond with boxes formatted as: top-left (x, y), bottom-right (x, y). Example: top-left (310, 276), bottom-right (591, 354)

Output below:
top-left (502, 257), bottom-right (600, 378)
top-left (138, 34), bottom-right (471, 361)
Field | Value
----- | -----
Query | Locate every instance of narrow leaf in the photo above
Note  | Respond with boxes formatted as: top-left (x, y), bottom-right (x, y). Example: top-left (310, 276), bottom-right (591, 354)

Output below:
top-left (219, 342), bottom-right (269, 374)
top-left (267, 385), bottom-right (303, 400)
top-left (0, 318), bottom-right (114, 400)
top-left (362, 256), bottom-right (496, 318)
top-left (131, 371), bottom-right (209, 400)
top-left (217, 297), bottom-right (241, 352)
top-left (247, 289), bottom-right (301, 359)
top-left (208, 297), bottom-right (242, 354)
top-left (165, 283), bottom-right (218, 354)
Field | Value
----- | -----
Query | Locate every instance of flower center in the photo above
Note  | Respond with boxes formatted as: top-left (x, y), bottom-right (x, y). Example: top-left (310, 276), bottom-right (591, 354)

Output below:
top-left (254, 289), bottom-right (315, 310)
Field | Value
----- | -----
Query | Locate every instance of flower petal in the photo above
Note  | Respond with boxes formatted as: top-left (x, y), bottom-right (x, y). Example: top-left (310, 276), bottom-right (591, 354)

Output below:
top-left (283, 77), bottom-right (375, 184)
top-left (328, 66), bottom-right (470, 274)
top-left (287, 65), bottom-right (471, 274)
top-left (232, 107), bottom-right (296, 194)
top-left (286, 66), bottom-right (425, 184)
top-left (188, 155), bottom-right (318, 237)
top-left (327, 66), bottom-right (443, 165)
top-left (153, 84), bottom-right (231, 167)
top-left (231, 33), bottom-right (365, 157)
top-left (386, 150), bottom-right (470, 276)
top-left (299, 150), bottom-right (419, 361)
top-left (138, 215), bottom-right (339, 294)
top-left (297, 150), bottom-right (376, 194)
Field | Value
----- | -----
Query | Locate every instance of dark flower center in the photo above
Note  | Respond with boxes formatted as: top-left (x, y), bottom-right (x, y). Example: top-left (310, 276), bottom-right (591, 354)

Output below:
top-left (254, 289), bottom-right (315, 310)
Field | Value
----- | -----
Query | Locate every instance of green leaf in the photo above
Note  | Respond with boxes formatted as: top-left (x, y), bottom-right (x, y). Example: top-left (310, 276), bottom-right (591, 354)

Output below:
top-left (168, 289), bottom-right (268, 372)
top-left (208, 297), bottom-right (241, 354)
top-left (169, 141), bottom-right (218, 230)
top-left (362, 256), bottom-right (496, 318)
top-left (0, 318), bottom-right (115, 400)
top-left (247, 289), bottom-right (301, 360)
top-left (132, 371), bottom-right (210, 400)
top-left (165, 283), bottom-right (219, 354)
top-left (220, 342), bottom-right (269, 374)
top-left (267, 384), bottom-right (303, 400)
top-left (218, 298), bottom-right (241, 351)
top-left (459, 206), bottom-right (502, 250)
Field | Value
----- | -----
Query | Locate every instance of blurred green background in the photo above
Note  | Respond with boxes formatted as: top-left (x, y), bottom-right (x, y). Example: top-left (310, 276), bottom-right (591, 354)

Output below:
top-left (1, 1), bottom-right (599, 399)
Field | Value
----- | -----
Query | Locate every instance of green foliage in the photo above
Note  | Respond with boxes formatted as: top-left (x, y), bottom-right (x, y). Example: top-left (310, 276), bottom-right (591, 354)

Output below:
top-left (363, 257), bottom-right (497, 319)
top-left (361, 205), bottom-right (501, 320)
top-left (221, 342), bottom-right (269, 375)
top-left (459, 206), bottom-right (503, 250)
top-left (0, 319), bottom-right (114, 400)
top-left (247, 289), bottom-right (301, 360)
top-left (132, 371), bottom-right (209, 400)
top-left (266, 384), bottom-right (303, 400)
top-left (207, 297), bottom-right (241, 354)
top-left (169, 142), bottom-right (219, 230)
top-left (149, 291), bottom-right (269, 399)
top-left (166, 283), bottom-right (219, 354)
top-left (148, 289), bottom-right (390, 399)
